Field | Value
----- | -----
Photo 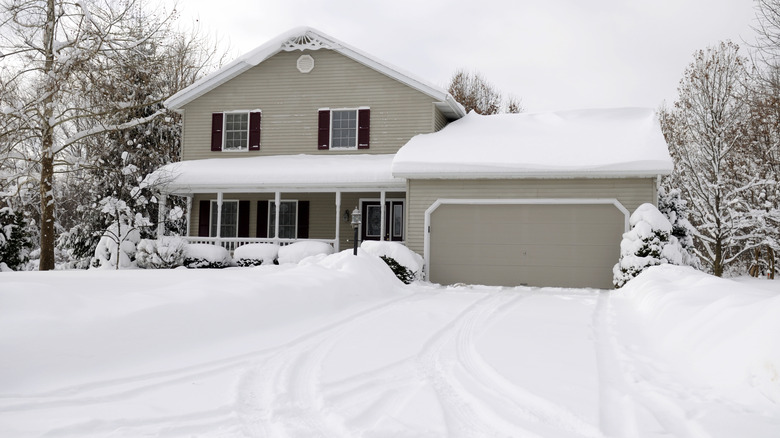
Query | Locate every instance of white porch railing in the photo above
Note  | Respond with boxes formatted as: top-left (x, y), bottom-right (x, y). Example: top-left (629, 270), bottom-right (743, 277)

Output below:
top-left (183, 237), bottom-right (337, 253)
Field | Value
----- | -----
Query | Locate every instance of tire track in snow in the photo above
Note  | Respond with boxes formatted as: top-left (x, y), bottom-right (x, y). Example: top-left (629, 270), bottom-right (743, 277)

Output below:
top-left (451, 292), bottom-right (604, 438)
top-left (1, 294), bottom-right (416, 436)
top-left (414, 291), bottom-right (603, 437)
top-left (233, 292), bottom-right (435, 437)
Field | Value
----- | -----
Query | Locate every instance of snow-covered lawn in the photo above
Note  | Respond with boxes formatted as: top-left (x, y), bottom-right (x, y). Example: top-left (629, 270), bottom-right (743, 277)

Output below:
top-left (1, 252), bottom-right (779, 437)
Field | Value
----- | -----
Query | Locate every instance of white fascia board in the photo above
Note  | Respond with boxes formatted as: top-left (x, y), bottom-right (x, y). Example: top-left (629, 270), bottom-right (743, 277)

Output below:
top-left (392, 169), bottom-right (673, 180)
top-left (161, 182), bottom-right (407, 195)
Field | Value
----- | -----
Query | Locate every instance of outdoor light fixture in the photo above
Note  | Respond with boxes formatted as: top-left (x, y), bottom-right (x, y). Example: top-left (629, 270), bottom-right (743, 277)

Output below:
top-left (351, 207), bottom-right (361, 256)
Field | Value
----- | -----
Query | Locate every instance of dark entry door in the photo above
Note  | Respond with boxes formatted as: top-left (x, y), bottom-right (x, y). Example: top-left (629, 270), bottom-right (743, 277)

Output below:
top-left (361, 201), bottom-right (404, 241)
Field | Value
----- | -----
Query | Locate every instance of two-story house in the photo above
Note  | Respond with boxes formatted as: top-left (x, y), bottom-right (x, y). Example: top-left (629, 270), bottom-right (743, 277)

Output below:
top-left (157, 27), bottom-right (673, 288)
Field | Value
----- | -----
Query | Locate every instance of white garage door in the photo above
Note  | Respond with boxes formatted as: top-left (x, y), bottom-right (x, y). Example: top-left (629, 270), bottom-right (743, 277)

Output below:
top-left (429, 202), bottom-right (625, 288)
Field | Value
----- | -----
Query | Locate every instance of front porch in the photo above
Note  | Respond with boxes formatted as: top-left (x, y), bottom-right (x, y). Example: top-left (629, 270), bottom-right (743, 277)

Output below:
top-left (153, 153), bottom-right (408, 254)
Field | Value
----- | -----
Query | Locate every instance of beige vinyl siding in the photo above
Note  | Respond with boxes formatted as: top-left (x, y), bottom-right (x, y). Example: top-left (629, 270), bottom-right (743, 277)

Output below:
top-left (181, 50), bottom-right (438, 160)
top-left (433, 107), bottom-right (448, 132)
top-left (190, 191), bottom-right (404, 250)
top-left (405, 178), bottom-right (656, 255)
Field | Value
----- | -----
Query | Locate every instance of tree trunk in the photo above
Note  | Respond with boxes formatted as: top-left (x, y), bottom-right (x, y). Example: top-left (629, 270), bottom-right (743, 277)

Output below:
top-left (713, 237), bottom-right (723, 277)
top-left (38, 0), bottom-right (56, 271)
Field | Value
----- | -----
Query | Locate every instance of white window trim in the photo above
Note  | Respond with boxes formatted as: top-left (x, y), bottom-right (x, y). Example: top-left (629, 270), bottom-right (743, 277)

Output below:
top-left (209, 199), bottom-right (239, 237)
top-left (222, 110), bottom-right (252, 152)
top-left (269, 199), bottom-right (299, 239)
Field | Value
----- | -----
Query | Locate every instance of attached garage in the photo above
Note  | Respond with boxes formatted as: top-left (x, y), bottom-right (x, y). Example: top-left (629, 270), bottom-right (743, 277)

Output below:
top-left (427, 200), bottom-right (628, 288)
top-left (392, 109), bottom-right (674, 289)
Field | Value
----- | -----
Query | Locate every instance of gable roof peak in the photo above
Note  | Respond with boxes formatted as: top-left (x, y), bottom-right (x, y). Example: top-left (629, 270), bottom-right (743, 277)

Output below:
top-left (165, 27), bottom-right (465, 119)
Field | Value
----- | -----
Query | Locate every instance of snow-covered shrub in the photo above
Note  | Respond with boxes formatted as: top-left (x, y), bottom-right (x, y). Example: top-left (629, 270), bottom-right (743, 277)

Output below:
top-left (658, 187), bottom-right (700, 268)
top-left (90, 217), bottom-right (142, 269)
top-left (234, 243), bottom-right (279, 266)
top-left (0, 207), bottom-right (33, 271)
top-left (277, 241), bottom-right (334, 264)
top-left (613, 203), bottom-right (684, 288)
top-left (184, 243), bottom-right (232, 269)
top-left (136, 237), bottom-right (187, 269)
top-left (360, 241), bottom-right (424, 284)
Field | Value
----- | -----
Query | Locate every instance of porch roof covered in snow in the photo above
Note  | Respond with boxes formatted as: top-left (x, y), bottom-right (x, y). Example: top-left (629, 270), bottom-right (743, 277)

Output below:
top-left (391, 108), bottom-right (675, 179)
top-left (153, 154), bottom-right (405, 195)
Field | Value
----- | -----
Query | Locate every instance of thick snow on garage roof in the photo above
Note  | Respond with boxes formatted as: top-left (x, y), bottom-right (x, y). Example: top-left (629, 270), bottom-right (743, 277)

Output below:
top-left (392, 108), bottom-right (674, 178)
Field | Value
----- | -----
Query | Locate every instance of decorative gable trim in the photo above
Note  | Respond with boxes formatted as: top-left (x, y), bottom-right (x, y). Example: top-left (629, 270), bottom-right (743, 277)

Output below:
top-left (281, 31), bottom-right (338, 52)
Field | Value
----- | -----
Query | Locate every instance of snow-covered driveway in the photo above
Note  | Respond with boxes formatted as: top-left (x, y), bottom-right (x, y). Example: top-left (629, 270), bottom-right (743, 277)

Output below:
top-left (1, 254), bottom-right (778, 437)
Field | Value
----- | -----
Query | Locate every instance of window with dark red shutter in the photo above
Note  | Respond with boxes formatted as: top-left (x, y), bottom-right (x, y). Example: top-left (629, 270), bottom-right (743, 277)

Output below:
top-left (248, 112), bottom-right (261, 151)
top-left (358, 108), bottom-right (370, 149)
top-left (318, 109), bottom-right (330, 150)
top-left (211, 113), bottom-right (223, 151)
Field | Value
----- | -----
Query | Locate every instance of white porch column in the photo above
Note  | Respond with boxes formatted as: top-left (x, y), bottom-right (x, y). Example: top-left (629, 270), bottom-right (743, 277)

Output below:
top-left (334, 191), bottom-right (341, 252)
top-left (157, 194), bottom-right (167, 237)
top-left (216, 192), bottom-right (223, 239)
top-left (274, 191), bottom-right (281, 243)
top-left (185, 196), bottom-right (192, 237)
top-left (380, 190), bottom-right (386, 241)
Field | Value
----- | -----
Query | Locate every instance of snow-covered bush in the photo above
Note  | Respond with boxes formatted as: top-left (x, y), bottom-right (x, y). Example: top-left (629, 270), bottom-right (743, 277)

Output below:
top-left (184, 243), bottom-right (232, 269)
top-left (613, 203), bottom-right (684, 288)
top-left (91, 217), bottom-right (142, 269)
top-left (658, 187), bottom-right (700, 268)
top-left (277, 241), bottom-right (334, 264)
top-left (136, 237), bottom-right (187, 269)
top-left (0, 207), bottom-right (33, 271)
top-left (234, 243), bottom-right (279, 266)
top-left (360, 241), bottom-right (424, 284)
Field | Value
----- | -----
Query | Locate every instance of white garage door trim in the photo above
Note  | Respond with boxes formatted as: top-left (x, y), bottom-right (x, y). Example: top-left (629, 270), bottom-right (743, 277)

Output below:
top-left (423, 198), bottom-right (631, 282)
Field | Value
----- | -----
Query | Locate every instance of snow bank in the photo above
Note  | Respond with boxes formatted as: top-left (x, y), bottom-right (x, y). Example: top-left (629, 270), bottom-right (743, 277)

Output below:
top-left (0, 252), bottom-right (404, 395)
top-left (393, 108), bottom-right (673, 178)
top-left (277, 241), bottom-right (334, 264)
top-left (620, 265), bottom-right (780, 403)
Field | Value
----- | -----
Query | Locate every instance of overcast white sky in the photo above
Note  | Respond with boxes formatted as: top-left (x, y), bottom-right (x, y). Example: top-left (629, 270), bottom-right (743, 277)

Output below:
top-left (164, 0), bottom-right (758, 112)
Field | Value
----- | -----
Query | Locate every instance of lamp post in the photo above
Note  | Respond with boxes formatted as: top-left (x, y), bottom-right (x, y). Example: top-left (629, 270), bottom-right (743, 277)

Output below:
top-left (351, 207), bottom-right (361, 255)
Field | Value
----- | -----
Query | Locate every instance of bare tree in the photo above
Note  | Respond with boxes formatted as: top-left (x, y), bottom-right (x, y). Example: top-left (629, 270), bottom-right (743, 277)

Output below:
top-left (0, 0), bottom-right (219, 270)
top-left (668, 41), bottom-right (757, 276)
top-left (447, 69), bottom-right (523, 114)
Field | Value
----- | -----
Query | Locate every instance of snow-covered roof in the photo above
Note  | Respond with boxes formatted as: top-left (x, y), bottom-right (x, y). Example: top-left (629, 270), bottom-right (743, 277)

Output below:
top-left (153, 154), bottom-right (404, 194)
top-left (165, 27), bottom-right (465, 119)
top-left (392, 108), bottom-right (674, 179)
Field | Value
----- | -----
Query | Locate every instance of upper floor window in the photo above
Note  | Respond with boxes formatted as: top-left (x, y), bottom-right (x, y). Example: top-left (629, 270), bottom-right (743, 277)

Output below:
top-left (211, 111), bottom-right (261, 152)
top-left (224, 113), bottom-right (249, 150)
top-left (318, 107), bottom-right (370, 150)
top-left (331, 110), bottom-right (357, 148)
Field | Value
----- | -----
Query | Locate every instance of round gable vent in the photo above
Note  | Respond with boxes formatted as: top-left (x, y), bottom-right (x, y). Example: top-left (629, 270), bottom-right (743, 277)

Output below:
top-left (297, 54), bottom-right (314, 73)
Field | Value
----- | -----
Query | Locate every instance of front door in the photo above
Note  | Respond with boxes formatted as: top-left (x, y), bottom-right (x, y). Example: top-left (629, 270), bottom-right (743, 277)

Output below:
top-left (361, 201), bottom-right (404, 242)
